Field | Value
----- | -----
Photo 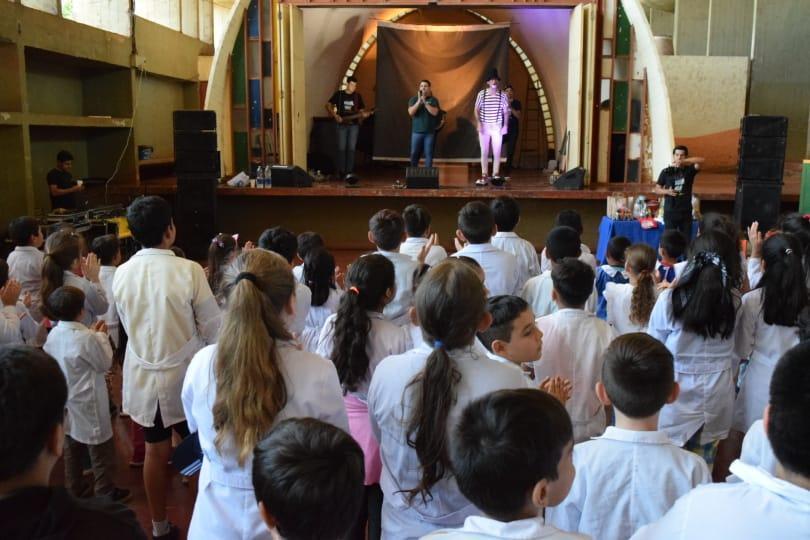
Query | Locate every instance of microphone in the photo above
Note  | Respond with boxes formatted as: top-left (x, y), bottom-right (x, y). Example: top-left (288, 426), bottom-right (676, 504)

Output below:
top-left (419, 89), bottom-right (423, 98)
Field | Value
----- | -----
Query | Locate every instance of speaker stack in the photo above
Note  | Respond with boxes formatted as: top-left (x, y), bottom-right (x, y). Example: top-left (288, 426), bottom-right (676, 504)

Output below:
top-left (173, 110), bottom-right (220, 261)
top-left (734, 116), bottom-right (788, 231)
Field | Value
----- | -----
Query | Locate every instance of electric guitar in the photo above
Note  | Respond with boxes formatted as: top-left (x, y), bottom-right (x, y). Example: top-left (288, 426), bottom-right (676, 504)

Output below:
top-left (334, 108), bottom-right (376, 124)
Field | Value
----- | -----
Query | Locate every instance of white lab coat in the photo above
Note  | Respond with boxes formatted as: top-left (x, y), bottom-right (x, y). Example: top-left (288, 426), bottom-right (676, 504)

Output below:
top-left (44, 320), bottom-right (114, 445)
top-left (534, 309), bottom-right (616, 442)
top-left (737, 419), bottom-right (777, 476)
top-left (604, 282), bottom-right (659, 335)
top-left (0, 302), bottom-right (45, 346)
top-left (401, 237), bottom-right (449, 267)
top-left (422, 515), bottom-right (588, 540)
top-left (0, 306), bottom-right (22, 345)
top-left (521, 272), bottom-right (597, 319)
top-left (292, 264), bottom-right (304, 283)
top-left (453, 242), bottom-right (521, 297)
top-left (540, 244), bottom-right (596, 273)
top-left (98, 265), bottom-right (120, 348)
top-left (547, 427), bottom-right (710, 540)
top-left (368, 342), bottom-right (528, 539)
top-left (492, 231), bottom-right (541, 288)
top-left (7, 246), bottom-right (44, 304)
top-left (746, 257), bottom-right (762, 289)
top-left (182, 342), bottom-right (349, 540)
top-left (316, 310), bottom-right (412, 400)
top-left (377, 249), bottom-right (420, 326)
top-left (285, 281), bottom-right (311, 337)
top-left (630, 460), bottom-right (810, 540)
top-left (64, 270), bottom-right (108, 327)
top-left (732, 288), bottom-right (799, 433)
top-left (646, 288), bottom-right (740, 445)
top-left (300, 288), bottom-right (342, 352)
top-left (113, 248), bottom-right (221, 428)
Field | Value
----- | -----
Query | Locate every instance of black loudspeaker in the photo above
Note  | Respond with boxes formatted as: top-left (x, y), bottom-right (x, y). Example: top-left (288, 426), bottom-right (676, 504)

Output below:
top-left (737, 115), bottom-right (788, 184)
top-left (554, 167), bottom-right (586, 190)
top-left (740, 116), bottom-right (788, 138)
top-left (174, 111), bottom-right (219, 177)
top-left (174, 132), bottom-right (217, 151)
top-left (173, 110), bottom-right (216, 132)
top-left (737, 158), bottom-right (784, 181)
top-left (734, 181), bottom-right (782, 231)
top-left (738, 136), bottom-right (787, 159)
top-left (175, 177), bottom-right (217, 261)
top-left (270, 165), bottom-right (313, 188)
top-left (175, 150), bottom-right (221, 174)
top-left (405, 167), bottom-right (439, 189)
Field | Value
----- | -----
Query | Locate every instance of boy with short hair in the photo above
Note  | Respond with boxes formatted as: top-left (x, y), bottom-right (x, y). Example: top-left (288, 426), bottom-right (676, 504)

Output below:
top-left (252, 417), bottom-right (365, 540)
top-left (490, 196), bottom-right (541, 287)
top-left (0, 345), bottom-right (146, 540)
top-left (540, 210), bottom-right (597, 272)
top-left (42, 286), bottom-right (130, 503)
top-left (400, 204), bottom-right (448, 267)
top-left (595, 236), bottom-right (631, 319)
top-left (90, 234), bottom-right (122, 349)
top-left (7, 216), bottom-right (45, 306)
top-left (657, 230), bottom-right (687, 284)
top-left (547, 333), bottom-right (710, 540)
top-left (632, 340), bottom-right (810, 539)
top-left (422, 389), bottom-right (586, 539)
top-left (453, 201), bottom-right (520, 296)
top-left (258, 226), bottom-right (312, 335)
top-left (368, 209), bottom-right (420, 326)
top-left (535, 258), bottom-right (616, 442)
top-left (294, 231), bottom-right (324, 282)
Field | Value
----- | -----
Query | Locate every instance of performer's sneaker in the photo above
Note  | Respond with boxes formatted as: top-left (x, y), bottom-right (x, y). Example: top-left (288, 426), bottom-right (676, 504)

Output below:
top-left (474, 177), bottom-right (488, 187)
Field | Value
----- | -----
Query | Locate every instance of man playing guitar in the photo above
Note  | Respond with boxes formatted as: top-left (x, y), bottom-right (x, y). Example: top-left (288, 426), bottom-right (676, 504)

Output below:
top-left (325, 76), bottom-right (372, 180)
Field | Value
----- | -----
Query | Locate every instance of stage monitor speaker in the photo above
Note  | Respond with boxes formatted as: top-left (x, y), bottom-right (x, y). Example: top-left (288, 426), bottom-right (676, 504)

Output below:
top-left (734, 181), bottom-right (782, 231)
top-left (740, 115), bottom-right (788, 138)
top-left (174, 132), bottom-right (217, 152)
top-left (270, 165), bottom-right (313, 188)
top-left (173, 110), bottom-right (216, 132)
top-left (405, 167), bottom-right (439, 189)
top-left (554, 167), bottom-right (586, 190)
top-left (175, 177), bottom-right (218, 260)
top-left (175, 150), bottom-right (220, 175)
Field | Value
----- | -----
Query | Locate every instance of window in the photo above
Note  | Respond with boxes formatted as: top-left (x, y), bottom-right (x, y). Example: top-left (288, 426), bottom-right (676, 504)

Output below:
top-left (62, 0), bottom-right (131, 36)
top-left (134, 0), bottom-right (180, 31)
top-left (21, 0), bottom-right (58, 14)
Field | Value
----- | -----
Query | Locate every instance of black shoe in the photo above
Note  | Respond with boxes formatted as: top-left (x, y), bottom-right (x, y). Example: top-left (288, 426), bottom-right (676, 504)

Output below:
top-left (153, 524), bottom-right (180, 540)
top-left (110, 487), bottom-right (132, 504)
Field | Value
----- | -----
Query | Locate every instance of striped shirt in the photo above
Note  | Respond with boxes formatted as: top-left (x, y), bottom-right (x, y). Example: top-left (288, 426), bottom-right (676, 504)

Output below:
top-left (475, 89), bottom-right (509, 125)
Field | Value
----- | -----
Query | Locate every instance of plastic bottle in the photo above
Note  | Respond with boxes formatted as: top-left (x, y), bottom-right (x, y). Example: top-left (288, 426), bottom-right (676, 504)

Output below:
top-left (256, 164), bottom-right (264, 188)
top-left (264, 164), bottom-right (272, 188)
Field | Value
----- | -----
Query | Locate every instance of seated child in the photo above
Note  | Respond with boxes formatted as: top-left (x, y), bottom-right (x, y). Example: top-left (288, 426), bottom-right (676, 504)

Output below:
top-left (656, 230), bottom-right (687, 284)
top-left (0, 260), bottom-right (32, 345)
top-left (300, 247), bottom-right (342, 352)
top-left (90, 234), bottom-right (122, 349)
top-left (259, 226), bottom-right (311, 335)
top-left (294, 231), bottom-right (324, 282)
top-left (401, 204), bottom-right (448, 267)
top-left (535, 258), bottom-right (616, 442)
top-left (490, 196), bottom-right (541, 286)
top-left (206, 233), bottom-right (238, 306)
top-left (252, 418), bottom-right (365, 540)
top-left (605, 244), bottom-right (658, 335)
top-left (7, 216), bottom-right (45, 307)
top-left (423, 389), bottom-right (585, 539)
top-left (547, 333), bottom-right (710, 540)
top-left (540, 210), bottom-right (597, 272)
top-left (595, 236), bottom-right (630, 319)
top-left (42, 286), bottom-right (129, 502)
top-left (632, 340), bottom-right (810, 539)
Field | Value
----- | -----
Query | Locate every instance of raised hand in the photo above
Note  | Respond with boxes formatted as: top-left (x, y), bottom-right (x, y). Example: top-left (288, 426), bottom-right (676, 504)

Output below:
top-left (417, 233), bottom-right (439, 266)
top-left (1, 279), bottom-right (22, 307)
top-left (82, 253), bottom-right (101, 283)
top-left (539, 376), bottom-right (573, 404)
top-left (747, 221), bottom-right (763, 258)
top-left (243, 240), bottom-right (256, 251)
top-left (92, 319), bottom-right (108, 335)
top-left (454, 230), bottom-right (467, 252)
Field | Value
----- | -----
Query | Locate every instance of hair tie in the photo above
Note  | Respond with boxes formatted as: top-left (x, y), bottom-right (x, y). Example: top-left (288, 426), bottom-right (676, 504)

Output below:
top-left (211, 235), bottom-right (225, 248)
top-left (235, 272), bottom-right (257, 285)
top-left (433, 339), bottom-right (444, 350)
top-left (785, 248), bottom-right (794, 256)
top-left (349, 286), bottom-right (360, 295)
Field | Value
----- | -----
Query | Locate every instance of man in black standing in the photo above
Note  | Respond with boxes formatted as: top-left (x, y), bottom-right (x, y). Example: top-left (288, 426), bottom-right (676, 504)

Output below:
top-left (503, 84), bottom-right (521, 174)
top-left (654, 145), bottom-right (705, 237)
top-left (325, 76), bottom-right (371, 181)
top-left (46, 150), bottom-right (83, 211)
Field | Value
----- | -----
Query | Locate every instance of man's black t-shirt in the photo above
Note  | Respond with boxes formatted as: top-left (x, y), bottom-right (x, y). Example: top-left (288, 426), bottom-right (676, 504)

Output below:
top-left (508, 99), bottom-right (522, 134)
top-left (328, 91), bottom-right (365, 125)
top-left (657, 164), bottom-right (698, 216)
top-left (47, 167), bottom-right (77, 209)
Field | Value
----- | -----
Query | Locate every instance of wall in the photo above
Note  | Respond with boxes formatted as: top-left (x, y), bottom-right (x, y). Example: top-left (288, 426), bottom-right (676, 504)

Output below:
top-left (134, 74), bottom-right (196, 159)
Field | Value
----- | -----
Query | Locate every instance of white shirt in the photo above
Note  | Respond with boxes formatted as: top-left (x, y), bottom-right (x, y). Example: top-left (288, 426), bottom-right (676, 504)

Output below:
top-left (492, 231), bottom-right (541, 288)
top-left (44, 320), bottom-right (114, 445)
top-left (732, 288), bottom-right (799, 433)
top-left (521, 272), bottom-right (597, 319)
top-left (605, 282), bottom-right (658, 335)
top-left (182, 342), bottom-right (348, 540)
top-left (534, 309), bottom-right (616, 442)
top-left (738, 419), bottom-right (777, 476)
top-left (547, 427), bottom-right (710, 540)
top-left (647, 288), bottom-right (740, 445)
top-left (64, 270), bottom-right (108, 327)
top-left (317, 310), bottom-right (411, 400)
top-left (746, 257), bottom-right (762, 289)
top-left (422, 515), bottom-right (588, 540)
top-left (454, 242), bottom-right (521, 296)
top-left (0, 303), bottom-right (44, 346)
top-left (369, 343), bottom-right (529, 539)
top-left (300, 288), bottom-right (342, 352)
top-left (285, 281), bottom-right (311, 336)
top-left (540, 244), bottom-right (595, 273)
top-left (401, 237), bottom-right (449, 267)
top-left (292, 264), bottom-right (304, 283)
top-left (0, 306), bottom-right (22, 345)
top-left (97, 265), bottom-right (120, 348)
top-left (7, 246), bottom-right (44, 303)
top-left (631, 460), bottom-right (810, 540)
top-left (113, 248), bottom-right (221, 427)
top-left (378, 249), bottom-right (420, 326)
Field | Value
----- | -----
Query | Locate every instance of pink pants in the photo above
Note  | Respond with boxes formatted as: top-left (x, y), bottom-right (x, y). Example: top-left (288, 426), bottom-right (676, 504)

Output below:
top-left (478, 122), bottom-right (504, 176)
top-left (344, 394), bottom-right (382, 485)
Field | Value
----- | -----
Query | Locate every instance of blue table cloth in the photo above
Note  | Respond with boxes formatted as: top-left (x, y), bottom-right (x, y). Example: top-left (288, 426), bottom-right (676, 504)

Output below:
top-left (595, 217), bottom-right (698, 264)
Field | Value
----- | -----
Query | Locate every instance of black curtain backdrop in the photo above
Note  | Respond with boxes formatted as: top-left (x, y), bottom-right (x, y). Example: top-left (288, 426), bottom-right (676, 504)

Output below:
top-left (374, 22), bottom-right (510, 161)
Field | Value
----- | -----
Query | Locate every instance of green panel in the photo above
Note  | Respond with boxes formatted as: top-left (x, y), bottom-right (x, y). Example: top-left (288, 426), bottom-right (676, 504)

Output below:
top-left (800, 162), bottom-right (810, 215)
top-left (612, 81), bottom-right (628, 132)
top-left (233, 131), bottom-right (249, 174)
top-left (616, 2), bottom-right (631, 56)
top-left (231, 24), bottom-right (247, 106)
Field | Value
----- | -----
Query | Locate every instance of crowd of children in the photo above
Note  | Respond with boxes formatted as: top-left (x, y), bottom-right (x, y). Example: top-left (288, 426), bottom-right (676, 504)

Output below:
top-left (1, 188), bottom-right (809, 540)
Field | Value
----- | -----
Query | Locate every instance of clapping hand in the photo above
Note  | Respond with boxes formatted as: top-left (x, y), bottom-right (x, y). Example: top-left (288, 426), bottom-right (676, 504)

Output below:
top-left (747, 221), bottom-right (763, 258)
top-left (81, 253), bottom-right (101, 283)
top-left (454, 231), bottom-right (467, 252)
top-left (1, 279), bottom-right (22, 307)
top-left (539, 376), bottom-right (573, 404)
top-left (417, 233), bottom-right (438, 266)
top-left (92, 319), bottom-right (108, 335)
top-left (243, 240), bottom-right (256, 251)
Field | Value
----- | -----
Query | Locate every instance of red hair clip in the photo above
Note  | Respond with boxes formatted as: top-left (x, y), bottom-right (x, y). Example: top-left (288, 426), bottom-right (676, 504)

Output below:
top-left (349, 286), bottom-right (360, 295)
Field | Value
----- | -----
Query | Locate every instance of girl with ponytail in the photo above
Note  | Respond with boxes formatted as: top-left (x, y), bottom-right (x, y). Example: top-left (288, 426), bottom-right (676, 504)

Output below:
top-left (300, 247), bottom-right (342, 352)
top-left (317, 253), bottom-right (410, 540)
top-left (206, 233), bottom-right (238, 305)
top-left (181, 249), bottom-right (348, 540)
top-left (605, 243), bottom-right (658, 335)
top-left (40, 229), bottom-right (108, 326)
top-left (368, 259), bottom-right (527, 539)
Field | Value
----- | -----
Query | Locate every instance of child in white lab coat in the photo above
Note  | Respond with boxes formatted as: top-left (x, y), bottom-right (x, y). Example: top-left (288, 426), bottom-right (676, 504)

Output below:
top-left (252, 418), bottom-right (365, 540)
top-left (647, 230), bottom-right (742, 469)
top-left (535, 258), bottom-right (616, 442)
top-left (522, 226), bottom-right (584, 318)
top-left (182, 248), bottom-right (348, 540)
top-left (368, 259), bottom-right (528, 539)
top-left (317, 253), bottom-right (410, 540)
top-left (90, 234), bottom-right (122, 350)
top-left (7, 216), bottom-right (45, 308)
top-left (595, 235), bottom-right (630, 319)
top-left (42, 286), bottom-right (129, 503)
top-left (540, 210), bottom-right (597, 272)
top-left (300, 247), bottom-right (342, 352)
top-left (547, 333), bottom-right (710, 540)
top-left (206, 233), bottom-right (238, 306)
top-left (1, 260), bottom-right (25, 345)
top-left (453, 201), bottom-right (521, 297)
top-left (401, 204), bottom-right (448, 267)
top-left (632, 340), bottom-right (810, 540)
top-left (258, 226), bottom-right (311, 336)
top-left (293, 231), bottom-right (324, 283)
top-left (605, 243), bottom-right (658, 335)
top-left (491, 196), bottom-right (540, 287)
top-left (422, 389), bottom-right (585, 540)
